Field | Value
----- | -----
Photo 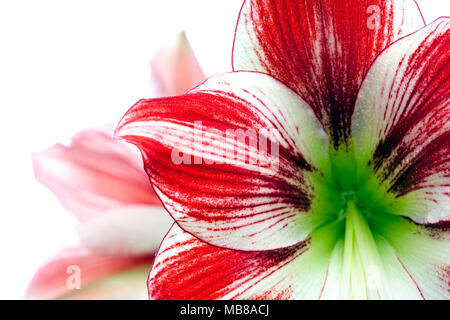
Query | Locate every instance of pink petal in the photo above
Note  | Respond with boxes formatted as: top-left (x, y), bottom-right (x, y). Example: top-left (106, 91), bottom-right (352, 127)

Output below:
top-left (352, 18), bottom-right (450, 224)
top-left (148, 223), bottom-right (341, 300)
top-left (233, 0), bottom-right (424, 146)
top-left (77, 205), bottom-right (173, 256)
top-left (25, 246), bottom-right (153, 299)
top-left (115, 71), bottom-right (332, 251)
top-left (60, 265), bottom-right (151, 300)
top-left (33, 126), bottom-right (161, 222)
top-left (150, 32), bottom-right (206, 97)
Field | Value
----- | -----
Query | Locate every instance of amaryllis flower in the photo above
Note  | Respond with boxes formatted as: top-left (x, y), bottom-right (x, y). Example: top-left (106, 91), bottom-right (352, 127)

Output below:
top-left (26, 33), bottom-right (205, 299)
top-left (115, 0), bottom-right (449, 300)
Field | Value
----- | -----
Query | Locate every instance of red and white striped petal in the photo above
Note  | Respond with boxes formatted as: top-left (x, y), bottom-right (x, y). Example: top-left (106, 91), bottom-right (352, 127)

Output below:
top-left (33, 126), bottom-right (161, 222)
top-left (372, 215), bottom-right (450, 300)
top-left (25, 247), bottom-right (152, 299)
top-left (150, 32), bottom-right (206, 97)
top-left (148, 223), bottom-right (341, 300)
top-left (352, 19), bottom-right (450, 224)
top-left (233, 0), bottom-right (424, 146)
top-left (116, 71), bottom-right (331, 251)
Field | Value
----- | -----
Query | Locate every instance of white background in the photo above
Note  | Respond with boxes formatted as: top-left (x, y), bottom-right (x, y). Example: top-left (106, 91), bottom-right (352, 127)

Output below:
top-left (0, 0), bottom-right (447, 299)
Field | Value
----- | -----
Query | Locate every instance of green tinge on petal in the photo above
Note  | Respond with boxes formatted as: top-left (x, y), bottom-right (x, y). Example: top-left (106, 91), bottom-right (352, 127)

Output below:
top-left (375, 236), bottom-right (424, 299)
top-left (371, 214), bottom-right (450, 299)
top-left (285, 219), bottom-right (344, 298)
top-left (329, 143), bottom-right (357, 191)
top-left (319, 239), bottom-right (344, 299)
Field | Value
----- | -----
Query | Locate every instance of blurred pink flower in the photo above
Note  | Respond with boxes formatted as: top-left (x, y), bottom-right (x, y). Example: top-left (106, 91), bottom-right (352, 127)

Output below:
top-left (26, 32), bottom-right (206, 300)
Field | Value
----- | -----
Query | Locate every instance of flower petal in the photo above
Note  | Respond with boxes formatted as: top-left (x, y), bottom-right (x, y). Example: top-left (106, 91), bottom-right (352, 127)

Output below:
top-left (115, 71), bottom-right (331, 251)
top-left (33, 126), bottom-right (172, 255)
top-left (25, 247), bottom-right (152, 299)
top-left (374, 236), bottom-right (424, 299)
top-left (77, 205), bottom-right (173, 256)
top-left (33, 126), bottom-right (161, 222)
top-left (148, 222), bottom-right (341, 300)
top-left (352, 19), bottom-right (450, 224)
top-left (60, 265), bottom-right (151, 300)
top-left (320, 236), bottom-right (425, 299)
top-left (233, 0), bottom-right (424, 146)
top-left (317, 240), bottom-right (344, 299)
top-left (150, 32), bottom-right (206, 97)
top-left (372, 215), bottom-right (450, 300)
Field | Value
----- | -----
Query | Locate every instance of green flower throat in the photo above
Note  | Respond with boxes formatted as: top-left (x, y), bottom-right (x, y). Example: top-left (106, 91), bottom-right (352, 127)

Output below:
top-left (309, 144), bottom-right (409, 299)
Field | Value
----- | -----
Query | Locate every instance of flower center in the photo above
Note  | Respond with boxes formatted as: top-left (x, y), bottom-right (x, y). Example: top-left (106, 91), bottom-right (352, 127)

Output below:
top-left (310, 144), bottom-right (397, 299)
